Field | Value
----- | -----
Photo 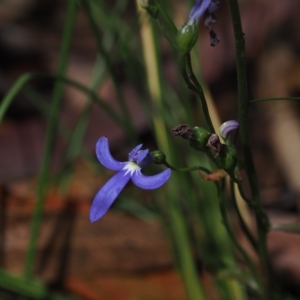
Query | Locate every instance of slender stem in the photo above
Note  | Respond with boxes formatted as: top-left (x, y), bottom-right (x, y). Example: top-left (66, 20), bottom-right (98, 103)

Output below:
top-left (23, 0), bottom-right (77, 277)
top-left (137, 3), bottom-right (206, 299)
top-left (163, 161), bottom-right (211, 173)
top-left (181, 54), bottom-right (215, 133)
top-left (271, 223), bottom-right (300, 233)
top-left (0, 72), bottom-right (126, 129)
top-left (219, 183), bottom-right (262, 295)
top-left (82, 0), bottom-right (136, 143)
top-left (185, 54), bottom-right (215, 132)
top-left (250, 97), bottom-right (300, 104)
top-left (154, 1), bottom-right (178, 35)
top-left (227, 0), bottom-right (271, 298)
top-left (230, 181), bottom-right (258, 252)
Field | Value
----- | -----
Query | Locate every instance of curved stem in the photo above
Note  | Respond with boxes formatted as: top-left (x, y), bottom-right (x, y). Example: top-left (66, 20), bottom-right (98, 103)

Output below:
top-left (164, 161), bottom-right (211, 173)
top-left (180, 55), bottom-right (215, 133)
top-left (0, 72), bottom-right (127, 130)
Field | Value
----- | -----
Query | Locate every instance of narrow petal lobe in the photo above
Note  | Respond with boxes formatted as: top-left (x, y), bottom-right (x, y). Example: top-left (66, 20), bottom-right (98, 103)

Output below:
top-left (132, 169), bottom-right (171, 190)
top-left (96, 137), bottom-right (126, 171)
top-left (128, 144), bottom-right (143, 160)
top-left (90, 170), bottom-right (131, 222)
top-left (135, 149), bottom-right (149, 164)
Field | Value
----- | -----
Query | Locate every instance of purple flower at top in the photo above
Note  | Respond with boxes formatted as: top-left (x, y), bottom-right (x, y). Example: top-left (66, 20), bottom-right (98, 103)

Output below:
top-left (188, 0), bottom-right (220, 46)
top-left (90, 137), bottom-right (172, 222)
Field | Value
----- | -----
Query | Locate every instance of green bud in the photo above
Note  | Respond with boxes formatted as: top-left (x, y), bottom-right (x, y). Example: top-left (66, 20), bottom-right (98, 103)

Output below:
top-left (151, 150), bottom-right (167, 164)
top-left (177, 22), bottom-right (198, 55)
top-left (216, 144), bottom-right (237, 173)
top-left (189, 127), bottom-right (211, 151)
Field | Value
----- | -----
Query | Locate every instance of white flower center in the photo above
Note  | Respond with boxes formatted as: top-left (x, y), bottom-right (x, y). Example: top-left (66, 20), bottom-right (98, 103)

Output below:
top-left (122, 161), bottom-right (140, 177)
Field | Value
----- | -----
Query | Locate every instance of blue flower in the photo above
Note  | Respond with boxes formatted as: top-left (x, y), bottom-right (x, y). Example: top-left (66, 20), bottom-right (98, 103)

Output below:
top-left (188, 0), bottom-right (220, 46)
top-left (90, 137), bottom-right (172, 222)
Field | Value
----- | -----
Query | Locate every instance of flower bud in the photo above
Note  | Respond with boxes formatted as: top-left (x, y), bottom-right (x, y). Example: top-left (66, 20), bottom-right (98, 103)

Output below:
top-left (215, 144), bottom-right (237, 173)
top-left (177, 22), bottom-right (198, 55)
top-left (189, 126), bottom-right (211, 151)
top-left (151, 150), bottom-right (167, 164)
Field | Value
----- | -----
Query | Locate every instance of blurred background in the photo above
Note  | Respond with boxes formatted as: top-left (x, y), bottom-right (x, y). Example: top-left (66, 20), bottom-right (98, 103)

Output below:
top-left (1, 0), bottom-right (300, 299)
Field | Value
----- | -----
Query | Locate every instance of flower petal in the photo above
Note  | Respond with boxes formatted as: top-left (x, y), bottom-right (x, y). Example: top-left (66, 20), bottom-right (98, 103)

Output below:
top-left (96, 137), bottom-right (126, 171)
top-left (219, 120), bottom-right (239, 139)
top-left (189, 0), bottom-right (211, 22)
top-left (90, 170), bottom-right (131, 222)
top-left (132, 168), bottom-right (171, 190)
top-left (128, 144), bottom-right (143, 160)
top-left (207, 0), bottom-right (220, 14)
top-left (135, 149), bottom-right (149, 164)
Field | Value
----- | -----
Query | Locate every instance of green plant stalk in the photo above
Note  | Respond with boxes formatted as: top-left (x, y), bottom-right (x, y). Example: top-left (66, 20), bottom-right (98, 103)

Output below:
top-left (168, 195), bottom-right (207, 300)
top-left (220, 184), bottom-right (261, 294)
top-left (154, 0), bottom-right (178, 35)
top-left (0, 72), bottom-right (125, 129)
top-left (230, 181), bottom-right (258, 252)
top-left (192, 154), bottom-right (246, 300)
top-left (137, 9), bottom-right (169, 151)
top-left (184, 54), bottom-right (215, 133)
top-left (23, 0), bottom-right (77, 278)
top-left (0, 269), bottom-right (75, 300)
top-left (137, 3), bottom-right (206, 299)
top-left (271, 223), bottom-right (300, 233)
top-left (178, 48), bottom-right (246, 298)
top-left (81, 0), bottom-right (136, 144)
top-left (59, 54), bottom-right (110, 191)
top-left (188, 43), bottom-right (257, 289)
top-left (179, 55), bottom-right (214, 133)
top-left (227, 0), bottom-right (271, 298)
top-left (0, 73), bottom-right (34, 122)
top-left (250, 97), bottom-right (300, 104)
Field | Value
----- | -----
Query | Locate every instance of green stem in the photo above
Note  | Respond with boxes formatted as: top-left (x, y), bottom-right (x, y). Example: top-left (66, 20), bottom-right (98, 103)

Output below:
top-left (250, 96), bottom-right (300, 104)
top-left (180, 54), bottom-right (215, 133)
top-left (154, 1), bottom-right (177, 35)
top-left (137, 3), bottom-right (206, 299)
top-left (230, 181), bottom-right (258, 252)
top-left (163, 161), bottom-right (210, 173)
top-left (271, 223), bottom-right (300, 233)
top-left (81, 0), bottom-right (136, 143)
top-left (0, 269), bottom-right (75, 300)
top-left (0, 72), bottom-right (125, 129)
top-left (23, 0), bottom-right (77, 278)
top-left (219, 182), bottom-right (262, 295)
top-left (227, 0), bottom-right (271, 298)
top-left (168, 204), bottom-right (206, 300)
